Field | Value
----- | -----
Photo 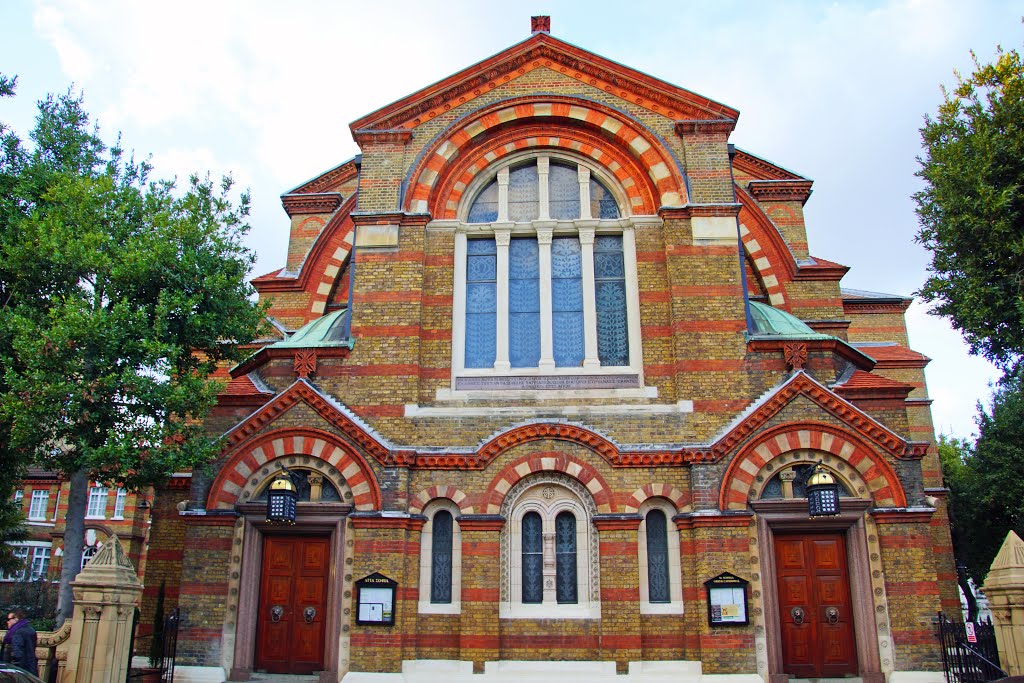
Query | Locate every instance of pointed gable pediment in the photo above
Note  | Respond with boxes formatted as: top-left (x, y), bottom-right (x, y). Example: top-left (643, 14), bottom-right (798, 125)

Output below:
top-left (707, 371), bottom-right (926, 462)
top-left (221, 379), bottom-right (394, 466)
top-left (349, 32), bottom-right (739, 136)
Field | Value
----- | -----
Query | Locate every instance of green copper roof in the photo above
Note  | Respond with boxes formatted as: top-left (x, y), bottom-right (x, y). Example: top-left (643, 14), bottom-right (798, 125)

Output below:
top-left (748, 301), bottom-right (830, 339)
top-left (271, 309), bottom-right (353, 348)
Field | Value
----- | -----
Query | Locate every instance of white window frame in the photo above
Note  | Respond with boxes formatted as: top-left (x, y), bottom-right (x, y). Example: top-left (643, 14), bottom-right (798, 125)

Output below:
top-left (81, 543), bottom-right (100, 570)
top-left (29, 545), bottom-right (51, 580)
top-left (112, 488), bottom-right (127, 519)
top-left (86, 485), bottom-right (108, 519)
top-left (638, 499), bottom-right (684, 614)
top-left (502, 483), bottom-right (598, 619)
top-left (13, 489), bottom-right (23, 506)
top-left (442, 151), bottom-right (653, 400)
top-left (417, 499), bottom-right (462, 615)
top-left (28, 489), bottom-right (49, 521)
top-left (1, 542), bottom-right (51, 582)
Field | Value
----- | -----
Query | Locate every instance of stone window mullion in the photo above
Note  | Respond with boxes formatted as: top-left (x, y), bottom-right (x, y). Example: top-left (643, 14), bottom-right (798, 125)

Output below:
top-left (579, 228), bottom-right (600, 367)
top-left (497, 168), bottom-right (510, 223)
top-left (537, 229), bottom-right (555, 370)
top-left (578, 165), bottom-right (592, 220)
top-left (537, 157), bottom-right (550, 221)
top-left (494, 229), bottom-right (512, 371)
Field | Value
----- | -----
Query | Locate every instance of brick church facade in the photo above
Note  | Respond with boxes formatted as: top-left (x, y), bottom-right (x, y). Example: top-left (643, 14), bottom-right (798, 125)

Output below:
top-left (150, 19), bottom-right (956, 683)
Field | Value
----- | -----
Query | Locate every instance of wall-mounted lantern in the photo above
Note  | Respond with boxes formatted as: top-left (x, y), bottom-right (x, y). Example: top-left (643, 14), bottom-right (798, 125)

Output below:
top-left (266, 473), bottom-right (298, 524)
top-left (806, 464), bottom-right (840, 517)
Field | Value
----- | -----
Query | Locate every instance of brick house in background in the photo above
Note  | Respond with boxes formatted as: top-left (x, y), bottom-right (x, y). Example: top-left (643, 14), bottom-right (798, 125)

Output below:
top-left (141, 19), bottom-right (956, 683)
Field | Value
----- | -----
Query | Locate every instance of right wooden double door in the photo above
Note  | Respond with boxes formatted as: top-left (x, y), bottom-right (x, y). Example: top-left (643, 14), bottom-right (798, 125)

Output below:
top-left (774, 532), bottom-right (858, 678)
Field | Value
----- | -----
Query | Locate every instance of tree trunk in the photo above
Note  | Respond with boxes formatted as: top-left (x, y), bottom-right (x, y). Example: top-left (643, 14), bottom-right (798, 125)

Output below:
top-left (55, 468), bottom-right (90, 627)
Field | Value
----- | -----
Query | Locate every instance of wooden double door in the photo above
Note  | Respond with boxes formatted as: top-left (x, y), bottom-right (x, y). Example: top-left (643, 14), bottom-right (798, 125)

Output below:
top-left (774, 532), bottom-right (857, 678)
top-left (255, 535), bottom-right (330, 674)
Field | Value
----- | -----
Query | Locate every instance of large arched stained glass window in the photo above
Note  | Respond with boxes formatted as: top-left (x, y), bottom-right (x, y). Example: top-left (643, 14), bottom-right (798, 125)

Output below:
top-left (645, 509), bottom-right (670, 603)
top-left (555, 511), bottom-right (578, 604)
top-left (431, 510), bottom-right (453, 604)
top-left (522, 511), bottom-right (544, 604)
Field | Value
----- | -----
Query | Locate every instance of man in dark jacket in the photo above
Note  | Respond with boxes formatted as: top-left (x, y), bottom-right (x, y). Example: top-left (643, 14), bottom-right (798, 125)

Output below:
top-left (3, 608), bottom-right (38, 675)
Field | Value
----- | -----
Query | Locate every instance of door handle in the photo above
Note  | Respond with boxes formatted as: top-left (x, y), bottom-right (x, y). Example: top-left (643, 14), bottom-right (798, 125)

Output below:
top-left (304, 606), bottom-right (317, 623)
top-left (825, 607), bottom-right (839, 624)
top-left (791, 607), bottom-right (805, 625)
top-left (270, 605), bottom-right (284, 623)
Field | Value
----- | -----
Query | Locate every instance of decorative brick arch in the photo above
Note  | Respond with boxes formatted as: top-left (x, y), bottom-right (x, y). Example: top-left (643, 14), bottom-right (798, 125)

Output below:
top-left (719, 422), bottom-right (907, 511)
top-left (409, 485), bottom-right (473, 515)
top-left (623, 483), bottom-right (690, 513)
top-left (302, 199), bottom-right (356, 318)
top-left (476, 422), bottom-right (620, 469)
top-left (481, 451), bottom-right (615, 514)
top-left (405, 96), bottom-right (686, 217)
top-left (737, 187), bottom-right (797, 310)
top-left (208, 427), bottom-right (381, 511)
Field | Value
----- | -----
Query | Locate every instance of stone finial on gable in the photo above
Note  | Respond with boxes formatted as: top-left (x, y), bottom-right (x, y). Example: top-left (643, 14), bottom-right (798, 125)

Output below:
top-left (531, 16), bottom-right (551, 34)
top-left (991, 530), bottom-right (1024, 570)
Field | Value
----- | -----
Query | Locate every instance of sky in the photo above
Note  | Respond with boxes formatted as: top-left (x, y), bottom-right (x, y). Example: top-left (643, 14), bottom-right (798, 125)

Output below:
top-left (1, 0), bottom-right (1020, 439)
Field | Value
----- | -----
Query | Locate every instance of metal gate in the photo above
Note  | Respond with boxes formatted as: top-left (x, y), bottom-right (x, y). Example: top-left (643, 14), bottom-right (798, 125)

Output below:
top-left (127, 607), bottom-right (180, 682)
top-left (936, 612), bottom-right (1006, 683)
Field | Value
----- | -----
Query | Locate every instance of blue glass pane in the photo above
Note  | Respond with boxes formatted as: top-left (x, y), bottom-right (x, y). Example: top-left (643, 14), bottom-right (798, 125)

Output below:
top-left (551, 237), bottom-right (582, 277)
top-left (509, 238), bottom-right (539, 278)
top-left (466, 283), bottom-right (497, 313)
top-left (553, 312), bottom-right (585, 366)
top-left (431, 511), bottom-right (453, 603)
top-left (509, 279), bottom-right (540, 312)
top-left (594, 235), bottom-right (623, 252)
top-left (552, 278), bottom-right (583, 311)
top-left (522, 512), bottom-right (543, 604)
top-left (594, 251), bottom-right (625, 279)
top-left (596, 281), bottom-right (628, 365)
top-left (468, 239), bottom-right (496, 255)
top-left (646, 510), bottom-right (670, 603)
top-left (465, 314), bottom-right (496, 368)
top-left (509, 313), bottom-right (541, 367)
top-left (590, 178), bottom-right (620, 219)
top-left (549, 163), bottom-right (580, 220)
top-left (467, 254), bottom-right (496, 281)
top-left (555, 512), bottom-right (577, 604)
top-left (509, 165), bottom-right (539, 222)
top-left (468, 180), bottom-right (499, 223)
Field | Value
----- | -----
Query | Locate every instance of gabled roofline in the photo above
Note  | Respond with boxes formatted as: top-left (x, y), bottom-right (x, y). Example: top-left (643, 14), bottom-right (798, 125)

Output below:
top-left (350, 32), bottom-right (738, 133)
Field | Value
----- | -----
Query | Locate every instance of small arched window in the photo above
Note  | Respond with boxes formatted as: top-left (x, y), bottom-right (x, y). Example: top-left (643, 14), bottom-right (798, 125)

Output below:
top-left (645, 509), bottom-right (670, 603)
top-left (418, 500), bottom-right (462, 614)
top-left (555, 511), bottom-right (577, 604)
top-left (430, 510), bottom-right (453, 604)
top-left (522, 511), bottom-right (544, 604)
top-left (638, 499), bottom-right (684, 614)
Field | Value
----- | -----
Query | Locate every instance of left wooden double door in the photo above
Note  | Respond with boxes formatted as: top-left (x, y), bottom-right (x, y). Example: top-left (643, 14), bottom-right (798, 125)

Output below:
top-left (255, 535), bottom-right (330, 674)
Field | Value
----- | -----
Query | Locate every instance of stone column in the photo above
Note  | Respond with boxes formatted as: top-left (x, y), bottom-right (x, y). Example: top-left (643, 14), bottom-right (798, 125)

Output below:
top-left (58, 534), bottom-right (143, 683)
top-left (984, 530), bottom-right (1024, 676)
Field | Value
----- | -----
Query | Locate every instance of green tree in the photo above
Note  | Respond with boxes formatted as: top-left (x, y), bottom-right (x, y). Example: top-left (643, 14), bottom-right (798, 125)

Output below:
top-left (915, 47), bottom-right (1024, 369)
top-left (0, 73), bottom-right (28, 576)
top-left (0, 80), bottom-right (265, 624)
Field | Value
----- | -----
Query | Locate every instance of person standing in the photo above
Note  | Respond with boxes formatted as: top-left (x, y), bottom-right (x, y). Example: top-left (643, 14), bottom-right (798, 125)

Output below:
top-left (3, 609), bottom-right (38, 675)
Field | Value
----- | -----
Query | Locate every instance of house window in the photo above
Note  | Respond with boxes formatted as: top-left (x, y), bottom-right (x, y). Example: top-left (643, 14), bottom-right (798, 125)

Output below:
top-left (30, 546), bottom-right (50, 580)
top-left (28, 490), bottom-right (49, 521)
top-left (452, 153), bottom-right (644, 392)
top-left (113, 488), bottom-right (127, 518)
top-left (0, 547), bottom-right (30, 581)
top-left (417, 500), bottom-right (462, 614)
top-left (1, 544), bottom-right (50, 581)
top-left (13, 490), bottom-right (23, 506)
top-left (638, 499), bottom-right (684, 614)
top-left (502, 477), bottom-right (599, 618)
top-left (81, 544), bottom-right (99, 570)
top-left (86, 486), bottom-right (108, 518)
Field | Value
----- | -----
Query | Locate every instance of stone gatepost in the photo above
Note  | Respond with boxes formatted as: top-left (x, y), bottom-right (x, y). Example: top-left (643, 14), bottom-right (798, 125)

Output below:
top-left (57, 535), bottom-right (143, 683)
top-left (983, 530), bottom-right (1024, 676)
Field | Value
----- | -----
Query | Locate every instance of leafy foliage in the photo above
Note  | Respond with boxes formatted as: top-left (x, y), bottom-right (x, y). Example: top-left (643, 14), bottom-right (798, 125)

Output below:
top-left (939, 374), bottom-right (1024, 584)
top-left (915, 48), bottom-right (1024, 369)
top-left (0, 77), bottom-right (266, 620)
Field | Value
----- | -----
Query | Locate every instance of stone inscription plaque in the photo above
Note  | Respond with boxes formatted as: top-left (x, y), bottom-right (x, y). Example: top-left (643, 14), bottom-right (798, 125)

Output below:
top-left (456, 374), bottom-right (641, 391)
